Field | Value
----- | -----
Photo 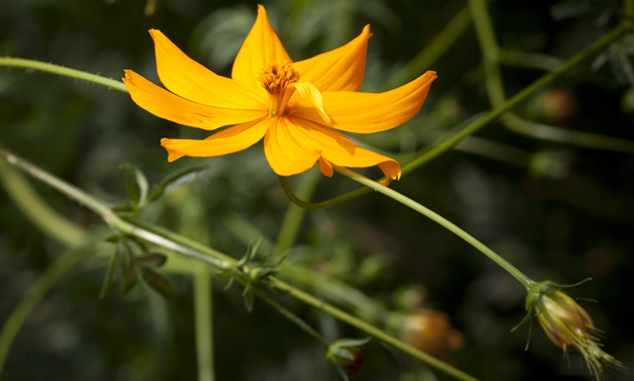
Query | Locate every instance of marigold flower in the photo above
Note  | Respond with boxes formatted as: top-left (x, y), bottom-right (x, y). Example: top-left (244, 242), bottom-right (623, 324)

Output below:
top-left (122, 5), bottom-right (436, 185)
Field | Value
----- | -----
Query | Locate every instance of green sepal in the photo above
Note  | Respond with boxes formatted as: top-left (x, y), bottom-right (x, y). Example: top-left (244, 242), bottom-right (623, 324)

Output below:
top-left (119, 162), bottom-right (149, 207)
top-left (120, 243), bottom-right (137, 294)
top-left (121, 263), bottom-right (137, 295)
top-left (242, 282), bottom-right (254, 312)
top-left (140, 266), bottom-right (174, 299)
top-left (139, 253), bottom-right (167, 267)
top-left (148, 164), bottom-right (209, 202)
top-left (98, 242), bottom-right (122, 299)
top-left (105, 234), bottom-right (122, 243)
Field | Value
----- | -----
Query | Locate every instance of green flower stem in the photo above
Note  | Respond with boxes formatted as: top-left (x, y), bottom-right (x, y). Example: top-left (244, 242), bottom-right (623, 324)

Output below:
top-left (383, 5), bottom-right (472, 89)
top-left (194, 266), bottom-right (215, 381)
top-left (0, 149), bottom-right (476, 380)
top-left (497, 50), bottom-right (564, 72)
top-left (269, 277), bottom-right (479, 381)
top-left (274, 168), bottom-right (321, 258)
top-left (252, 288), bottom-right (330, 348)
top-left (0, 242), bottom-right (106, 377)
top-left (335, 166), bottom-right (534, 290)
top-left (503, 113), bottom-right (634, 154)
top-left (0, 148), bottom-right (233, 271)
top-left (470, 0), bottom-right (634, 153)
top-left (0, 57), bottom-right (128, 93)
top-left (0, 159), bottom-right (87, 246)
top-left (279, 22), bottom-right (630, 210)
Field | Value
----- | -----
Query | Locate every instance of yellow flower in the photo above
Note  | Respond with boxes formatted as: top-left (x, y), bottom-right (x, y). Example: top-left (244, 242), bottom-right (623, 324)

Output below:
top-left (123, 5), bottom-right (437, 185)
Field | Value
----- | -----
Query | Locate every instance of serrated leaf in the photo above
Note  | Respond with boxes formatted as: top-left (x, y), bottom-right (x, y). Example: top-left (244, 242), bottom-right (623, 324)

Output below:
top-left (140, 267), bottom-right (174, 299)
top-left (148, 164), bottom-right (209, 202)
top-left (139, 253), bottom-right (167, 267)
top-left (119, 162), bottom-right (149, 207)
top-left (99, 244), bottom-right (122, 299)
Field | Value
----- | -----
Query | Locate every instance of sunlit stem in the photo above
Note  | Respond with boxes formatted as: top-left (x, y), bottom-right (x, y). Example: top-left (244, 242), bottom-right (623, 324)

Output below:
top-left (334, 166), bottom-right (534, 290)
top-left (0, 148), bottom-right (478, 381)
top-left (0, 57), bottom-right (128, 93)
top-left (252, 288), bottom-right (330, 348)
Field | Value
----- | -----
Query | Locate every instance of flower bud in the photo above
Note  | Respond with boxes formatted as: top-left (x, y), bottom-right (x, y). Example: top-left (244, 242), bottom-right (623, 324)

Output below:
top-left (525, 280), bottom-right (624, 379)
top-left (391, 309), bottom-right (464, 363)
top-left (326, 338), bottom-right (370, 380)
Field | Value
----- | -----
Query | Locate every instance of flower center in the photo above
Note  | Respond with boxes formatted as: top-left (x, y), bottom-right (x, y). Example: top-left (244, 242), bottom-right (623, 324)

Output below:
top-left (258, 62), bottom-right (300, 117)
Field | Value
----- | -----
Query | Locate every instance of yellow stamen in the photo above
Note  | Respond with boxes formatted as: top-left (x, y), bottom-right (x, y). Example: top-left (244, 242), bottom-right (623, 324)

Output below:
top-left (259, 61), bottom-right (300, 116)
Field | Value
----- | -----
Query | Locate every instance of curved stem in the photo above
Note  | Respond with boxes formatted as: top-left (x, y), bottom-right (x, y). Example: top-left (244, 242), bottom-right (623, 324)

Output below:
top-left (253, 288), bottom-right (330, 348)
top-left (334, 166), bottom-right (534, 290)
top-left (0, 159), bottom-right (87, 246)
top-left (274, 169), bottom-right (321, 257)
top-left (0, 148), bottom-right (476, 380)
top-left (0, 57), bottom-right (128, 93)
top-left (0, 243), bottom-right (103, 377)
top-left (279, 23), bottom-right (631, 210)
top-left (470, 0), bottom-right (634, 153)
top-left (270, 278), bottom-right (479, 381)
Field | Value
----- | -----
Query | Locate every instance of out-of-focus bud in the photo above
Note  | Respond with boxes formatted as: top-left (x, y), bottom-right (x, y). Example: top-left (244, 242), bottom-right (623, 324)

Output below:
top-left (389, 309), bottom-right (464, 363)
top-left (524, 280), bottom-right (624, 379)
top-left (525, 88), bottom-right (579, 124)
top-left (326, 338), bottom-right (370, 380)
top-left (392, 284), bottom-right (432, 310)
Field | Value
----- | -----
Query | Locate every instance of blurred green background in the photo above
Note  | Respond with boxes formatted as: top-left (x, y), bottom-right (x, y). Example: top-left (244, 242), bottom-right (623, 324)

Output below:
top-left (1, 0), bottom-right (634, 380)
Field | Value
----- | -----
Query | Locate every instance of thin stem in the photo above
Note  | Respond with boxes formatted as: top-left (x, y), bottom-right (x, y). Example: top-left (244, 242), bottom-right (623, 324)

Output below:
top-left (0, 57), bottom-right (128, 93)
top-left (274, 169), bottom-right (321, 258)
top-left (0, 243), bottom-right (102, 377)
top-left (335, 166), bottom-right (534, 289)
top-left (279, 23), bottom-right (630, 210)
top-left (194, 266), bottom-right (215, 381)
top-left (470, 0), bottom-right (634, 153)
top-left (270, 278), bottom-right (479, 381)
top-left (253, 288), bottom-right (330, 348)
top-left (503, 113), bottom-right (634, 154)
top-left (1, 148), bottom-right (476, 380)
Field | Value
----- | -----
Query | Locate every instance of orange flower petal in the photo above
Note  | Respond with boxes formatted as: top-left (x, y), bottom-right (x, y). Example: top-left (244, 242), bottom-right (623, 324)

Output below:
top-left (123, 70), bottom-right (265, 130)
top-left (232, 5), bottom-right (292, 94)
top-left (160, 116), bottom-right (269, 162)
top-left (301, 70), bottom-right (437, 134)
top-left (149, 29), bottom-right (261, 108)
top-left (293, 25), bottom-right (371, 92)
top-left (287, 116), bottom-right (401, 184)
top-left (263, 117), bottom-right (320, 176)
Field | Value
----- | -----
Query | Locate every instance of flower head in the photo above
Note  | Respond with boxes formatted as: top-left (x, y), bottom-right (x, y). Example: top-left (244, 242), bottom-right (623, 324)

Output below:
top-left (525, 280), bottom-right (624, 379)
top-left (123, 5), bottom-right (436, 185)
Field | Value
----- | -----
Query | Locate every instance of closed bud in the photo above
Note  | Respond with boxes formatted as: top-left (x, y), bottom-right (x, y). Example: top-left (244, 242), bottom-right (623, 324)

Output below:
top-left (326, 338), bottom-right (370, 380)
top-left (389, 309), bottom-right (464, 363)
top-left (525, 280), bottom-right (624, 379)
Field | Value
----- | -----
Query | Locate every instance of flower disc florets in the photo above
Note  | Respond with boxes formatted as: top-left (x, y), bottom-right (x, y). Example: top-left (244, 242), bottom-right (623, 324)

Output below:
top-left (259, 61), bottom-right (300, 95)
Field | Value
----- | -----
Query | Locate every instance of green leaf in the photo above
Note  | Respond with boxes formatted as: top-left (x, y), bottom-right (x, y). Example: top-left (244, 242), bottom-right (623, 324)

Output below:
top-left (148, 164), bottom-right (209, 202)
top-left (140, 266), bottom-right (174, 299)
top-left (98, 243), bottom-right (122, 299)
top-left (243, 285), bottom-right (254, 313)
top-left (139, 253), bottom-right (168, 267)
top-left (121, 264), bottom-right (137, 295)
top-left (119, 162), bottom-right (149, 207)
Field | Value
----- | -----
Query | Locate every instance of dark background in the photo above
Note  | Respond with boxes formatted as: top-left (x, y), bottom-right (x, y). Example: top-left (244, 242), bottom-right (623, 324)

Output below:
top-left (1, 0), bottom-right (633, 380)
